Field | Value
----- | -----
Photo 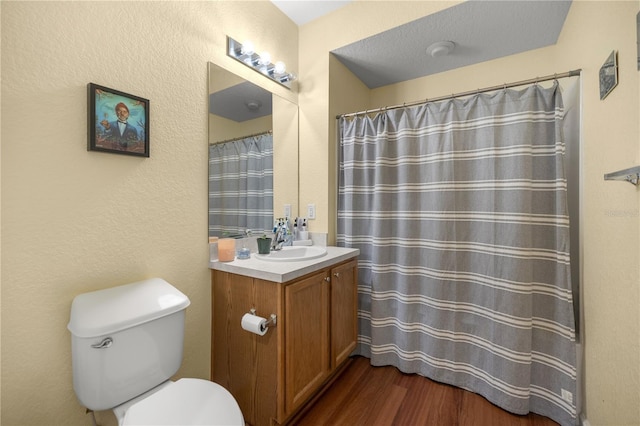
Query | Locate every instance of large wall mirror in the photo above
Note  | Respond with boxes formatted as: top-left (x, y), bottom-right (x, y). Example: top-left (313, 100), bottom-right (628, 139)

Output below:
top-left (208, 62), bottom-right (298, 238)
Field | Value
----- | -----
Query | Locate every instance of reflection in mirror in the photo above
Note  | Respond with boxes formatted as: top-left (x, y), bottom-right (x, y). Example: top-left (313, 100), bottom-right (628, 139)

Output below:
top-left (208, 130), bottom-right (273, 238)
top-left (208, 62), bottom-right (298, 238)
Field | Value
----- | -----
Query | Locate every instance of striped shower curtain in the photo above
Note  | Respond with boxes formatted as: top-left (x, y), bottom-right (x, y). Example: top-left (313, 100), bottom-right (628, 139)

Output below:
top-left (208, 132), bottom-right (273, 237)
top-left (337, 84), bottom-right (577, 425)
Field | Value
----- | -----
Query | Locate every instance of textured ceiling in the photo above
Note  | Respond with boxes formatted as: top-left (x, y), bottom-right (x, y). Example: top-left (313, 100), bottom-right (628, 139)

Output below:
top-left (332, 1), bottom-right (572, 88)
top-left (209, 80), bottom-right (272, 123)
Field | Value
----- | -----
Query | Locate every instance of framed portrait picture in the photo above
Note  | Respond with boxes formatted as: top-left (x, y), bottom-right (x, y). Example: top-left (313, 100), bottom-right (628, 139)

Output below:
top-left (88, 83), bottom-right (150, 157)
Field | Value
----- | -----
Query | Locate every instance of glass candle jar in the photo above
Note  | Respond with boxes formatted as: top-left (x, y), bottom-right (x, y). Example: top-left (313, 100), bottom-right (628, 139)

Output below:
top-left (218, 238), bottom-right (236, 262)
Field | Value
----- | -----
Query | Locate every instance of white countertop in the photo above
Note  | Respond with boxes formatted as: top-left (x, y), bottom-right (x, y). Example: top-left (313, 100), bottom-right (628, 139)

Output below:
top-left (209, 246), bottom-right (359, 283)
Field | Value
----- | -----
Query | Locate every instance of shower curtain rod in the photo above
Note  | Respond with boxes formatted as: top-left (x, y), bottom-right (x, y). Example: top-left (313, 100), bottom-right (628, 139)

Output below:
top-left (337, 69), bottom-right (582, 119)
top-left (209, 130), bottom-right (272, 146)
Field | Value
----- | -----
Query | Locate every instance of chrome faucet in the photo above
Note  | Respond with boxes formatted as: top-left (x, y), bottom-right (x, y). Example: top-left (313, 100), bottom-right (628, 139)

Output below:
top-left (271, 225), bottom-right (286, 251)
top-left (271, 219), bottom-right (292, 251)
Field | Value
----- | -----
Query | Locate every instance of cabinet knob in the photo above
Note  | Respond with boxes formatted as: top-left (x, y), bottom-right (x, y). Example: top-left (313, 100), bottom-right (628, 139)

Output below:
top-left (324, 276), bottom-right (331, 282)
top-left (333, 272), bottom-right (341, 278)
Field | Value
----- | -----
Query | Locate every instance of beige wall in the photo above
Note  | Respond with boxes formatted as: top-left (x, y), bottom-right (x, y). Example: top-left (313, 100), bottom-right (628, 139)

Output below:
top-left (2, 1), bottom-right (639, 426)
top-left (0, 2), bottom-right (297, 425)
top-left (209, 114), bottom-right (272, 142)
top-left (300, 1), bottom-right (640, 424)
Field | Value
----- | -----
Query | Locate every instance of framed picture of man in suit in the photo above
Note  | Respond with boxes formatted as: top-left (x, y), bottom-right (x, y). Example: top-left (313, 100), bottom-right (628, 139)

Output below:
top-left (88, 83), bottom-right (150, 157)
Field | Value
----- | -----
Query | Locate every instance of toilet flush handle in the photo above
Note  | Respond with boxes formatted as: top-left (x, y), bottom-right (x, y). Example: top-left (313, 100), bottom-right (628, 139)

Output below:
top-left (91, 337), bottom-right (113, 349)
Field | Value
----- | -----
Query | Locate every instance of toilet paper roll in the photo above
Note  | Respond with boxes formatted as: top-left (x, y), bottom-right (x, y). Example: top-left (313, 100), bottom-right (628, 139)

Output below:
top-left (241, 313), bottom-right (268, 336)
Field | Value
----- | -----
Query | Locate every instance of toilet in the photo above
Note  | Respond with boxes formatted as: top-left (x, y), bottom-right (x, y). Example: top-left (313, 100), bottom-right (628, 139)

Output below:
top-left (67, 278), bottom-right (244, 425)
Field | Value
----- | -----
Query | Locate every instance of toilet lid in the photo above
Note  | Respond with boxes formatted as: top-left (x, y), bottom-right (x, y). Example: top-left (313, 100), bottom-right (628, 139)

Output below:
top-left (122, 378), bottom-right (244, 426)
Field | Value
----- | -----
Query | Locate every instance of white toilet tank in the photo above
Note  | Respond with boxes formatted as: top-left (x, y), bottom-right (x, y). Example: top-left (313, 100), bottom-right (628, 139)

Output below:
top-left (67, 278), bottom-right (191, 411)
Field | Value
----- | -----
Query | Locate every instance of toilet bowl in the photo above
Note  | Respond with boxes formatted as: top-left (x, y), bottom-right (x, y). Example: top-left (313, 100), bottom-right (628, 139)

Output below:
top-left (114, 378), bottom-right (243, 426)
top-left (68, 278), bottom-right (244, 426)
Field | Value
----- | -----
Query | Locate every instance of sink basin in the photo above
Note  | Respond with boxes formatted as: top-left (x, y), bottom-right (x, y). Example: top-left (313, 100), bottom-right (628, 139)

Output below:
top-left (255, 246), bottom-right (327, 262)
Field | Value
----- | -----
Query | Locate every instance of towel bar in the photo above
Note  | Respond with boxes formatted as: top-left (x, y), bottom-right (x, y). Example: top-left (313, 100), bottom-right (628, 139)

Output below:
top-left (604, 166), bottom-right (640, 186)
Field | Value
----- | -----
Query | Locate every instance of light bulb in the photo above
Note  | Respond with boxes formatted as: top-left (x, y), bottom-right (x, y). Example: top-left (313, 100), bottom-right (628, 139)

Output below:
top-left (259, 51), bottom-right (271, 65)
top-left (240, 40), bottom-right (254, 56)
top-left (279, 72), bottom-right (297, 83)
top-left (274, 61), bottom-right (286, 74)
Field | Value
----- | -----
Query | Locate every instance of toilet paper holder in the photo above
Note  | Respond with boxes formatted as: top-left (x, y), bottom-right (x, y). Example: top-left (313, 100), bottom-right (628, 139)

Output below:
top-left (249, 308), bottom-right (277, 328)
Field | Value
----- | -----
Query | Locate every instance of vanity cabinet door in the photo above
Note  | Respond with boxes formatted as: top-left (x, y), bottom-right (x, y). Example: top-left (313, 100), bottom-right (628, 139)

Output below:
top-left (284, 270), bottom-right (330, 416)
top-left (212, 271), bottom-right (281, 426)
top-left (330, 259), bottom-right (358, 369)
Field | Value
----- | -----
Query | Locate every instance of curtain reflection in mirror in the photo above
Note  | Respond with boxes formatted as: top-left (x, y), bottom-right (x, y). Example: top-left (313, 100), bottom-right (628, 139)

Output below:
top-left (209, 131), bottom-right (273, 238)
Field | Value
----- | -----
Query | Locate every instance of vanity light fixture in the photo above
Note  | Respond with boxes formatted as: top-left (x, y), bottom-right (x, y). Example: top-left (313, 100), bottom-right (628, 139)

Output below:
top-left (227, 36), bottom-right (297, 89)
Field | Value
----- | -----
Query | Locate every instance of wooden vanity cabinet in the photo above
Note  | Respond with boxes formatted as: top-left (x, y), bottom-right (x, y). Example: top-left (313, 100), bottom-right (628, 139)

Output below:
top-left (330, 259), bottom-right (358, 369)
top-left (211, 258), bottom-right (358, 426)
top-left (284, 269), bottom-right (330, 414)
top-left (211, 271), bottom-right (282, 426)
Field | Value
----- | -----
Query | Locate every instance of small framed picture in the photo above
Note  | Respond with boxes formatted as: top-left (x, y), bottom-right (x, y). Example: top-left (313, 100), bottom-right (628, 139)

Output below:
top-left (599, 51), bottom-right (618, 100)
top-left (88, 83), bottom-right (149, 157)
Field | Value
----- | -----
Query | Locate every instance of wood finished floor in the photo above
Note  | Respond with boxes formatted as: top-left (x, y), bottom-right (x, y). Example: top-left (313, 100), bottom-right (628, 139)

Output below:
top-left (296, 356), bottom-right (558, 426)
